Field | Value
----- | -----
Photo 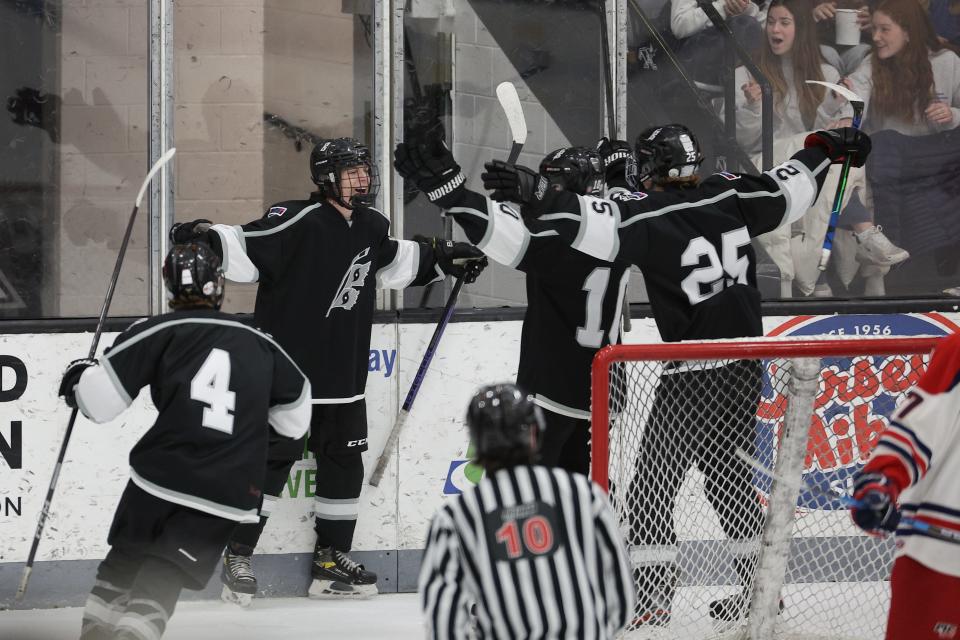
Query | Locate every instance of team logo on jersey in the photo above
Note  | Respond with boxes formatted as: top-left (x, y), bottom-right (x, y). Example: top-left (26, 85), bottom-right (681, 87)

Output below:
top-left (753, 314), bottom-right (959, 510)
top-left (326, 247), bottom-right (372, 317)
top-left (716, 171), bottom-right (740, 181)
top-left (267, 206), bottom-right (287, 218)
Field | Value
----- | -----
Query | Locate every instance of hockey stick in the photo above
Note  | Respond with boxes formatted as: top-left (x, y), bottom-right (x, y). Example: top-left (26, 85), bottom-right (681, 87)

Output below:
top-left (496, 81), bottom-right (527, 164)
top-left (736, 448), bottom-right (960, 545)
top-left (805, 80), bottom-right (864, 271)
top-left (16, 148), bottom-right (177, 601)
top-left (368, 261), bottom-right (484, 487)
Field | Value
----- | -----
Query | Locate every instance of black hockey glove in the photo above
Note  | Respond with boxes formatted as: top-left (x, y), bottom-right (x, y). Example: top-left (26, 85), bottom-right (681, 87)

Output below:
top-left (596, 137), bottom-right (634, 186)
top-left (804, 127), bottom-right (871, 167)
top-left (394, 140), bottom-right (465, 205)
top-left (59, 358), bottom-right (97, 409)
top-left (169, 219), bottom-right (213, 245)
top-left (850, 472), bottom-right (901, 534)
top-left (481, 161), bottom-right (548, 206)
top-left (7, 86), bottom-right (61, 143)
top-left (417, 236), bottom-right (488, 284)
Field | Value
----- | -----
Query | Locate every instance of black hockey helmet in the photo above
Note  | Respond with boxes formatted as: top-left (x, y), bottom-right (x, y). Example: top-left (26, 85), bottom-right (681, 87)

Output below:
top-left (310, 138), bottom-right (380, 209)
top-left (634, 124), bottom-right (703, 184)
top-left (539, 146), bottom-right (605, 196)
top-left (466, 383), bottom-right (546, 470)
top-left (162, 243), bottom-right (225, 310)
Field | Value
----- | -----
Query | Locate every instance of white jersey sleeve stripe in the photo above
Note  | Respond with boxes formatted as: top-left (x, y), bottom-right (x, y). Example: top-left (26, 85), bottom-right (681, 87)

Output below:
top-left (211, 224), bottom-right (259, 283)
top-left (476, 198), bottom-right (530, 268)
top-left (268, 378), bottom-right (311, 438)
top-left (765, 156), bottom-right (829, 229)
top-left (375, 238), bottom-right (421, 289)
top-left (572, 196), bottom-right (620, 262)
top-left (75, 361), bottom-right (133, 424)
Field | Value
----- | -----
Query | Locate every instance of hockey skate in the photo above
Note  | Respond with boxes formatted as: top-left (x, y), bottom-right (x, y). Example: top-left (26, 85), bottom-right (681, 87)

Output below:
top-left (308, 544), bottom-right (378, 599)
top-left (628, 563), bottom-right (678, 630)
top-left (709, 589), bottom-right (784, 632)
top-left (221, 549), bottom-right (257, 608)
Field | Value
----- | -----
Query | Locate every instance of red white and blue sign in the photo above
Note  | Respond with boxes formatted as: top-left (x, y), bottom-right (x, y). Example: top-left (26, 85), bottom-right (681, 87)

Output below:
top-left (754, 313), bottom-right (958, 510)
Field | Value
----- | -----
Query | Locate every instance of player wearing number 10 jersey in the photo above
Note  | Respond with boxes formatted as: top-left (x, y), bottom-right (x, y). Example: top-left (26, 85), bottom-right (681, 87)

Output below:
top-left (395, 142), bottom-right (631, 475)
top-left (482, 125), bottom-right (871, 627)
top-left (419, 384), bottom-right (634, 639)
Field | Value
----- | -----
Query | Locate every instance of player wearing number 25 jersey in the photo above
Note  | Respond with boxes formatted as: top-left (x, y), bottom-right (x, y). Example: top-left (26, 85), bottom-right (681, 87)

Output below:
top-left (482, 125), bottom-right (871, 627)
top-left (419, 384), bottom-right (634, 640)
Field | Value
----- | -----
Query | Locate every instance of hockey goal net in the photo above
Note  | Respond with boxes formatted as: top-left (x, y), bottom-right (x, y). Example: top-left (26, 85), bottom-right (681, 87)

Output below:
top-left (591, 337), bottom-right (940, 640)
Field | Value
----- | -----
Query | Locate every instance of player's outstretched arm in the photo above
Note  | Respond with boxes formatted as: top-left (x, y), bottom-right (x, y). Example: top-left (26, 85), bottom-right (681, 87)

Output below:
top-left (852, 332), bottom-right (960, 534)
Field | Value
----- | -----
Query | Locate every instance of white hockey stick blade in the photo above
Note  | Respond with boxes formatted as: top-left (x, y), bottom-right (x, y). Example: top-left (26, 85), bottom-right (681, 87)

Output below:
top-left (135, 147), bottom-right (177, 209)
top-left (805, 80), bottom-right (864, 109)
top-left (496, 82), bottom-right (527, 146)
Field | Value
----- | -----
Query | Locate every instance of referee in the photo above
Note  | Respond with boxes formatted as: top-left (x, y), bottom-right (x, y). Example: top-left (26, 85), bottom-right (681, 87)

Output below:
top-left (418, 383), bottom-right (634, 639)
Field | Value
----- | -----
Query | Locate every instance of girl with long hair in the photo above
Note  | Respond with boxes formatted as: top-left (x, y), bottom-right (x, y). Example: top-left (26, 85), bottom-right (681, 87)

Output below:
top-left (846, 0), bottom-right (960, 134)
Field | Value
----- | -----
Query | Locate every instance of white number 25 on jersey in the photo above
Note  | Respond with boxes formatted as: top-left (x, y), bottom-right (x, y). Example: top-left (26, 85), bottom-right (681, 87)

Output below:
top-left (680, 227), bottom-right (750, 305)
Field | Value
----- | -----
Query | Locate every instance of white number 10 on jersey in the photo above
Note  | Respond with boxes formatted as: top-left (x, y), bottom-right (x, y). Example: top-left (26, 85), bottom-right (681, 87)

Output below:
top-left (190, 348), bottom-right (236, 434)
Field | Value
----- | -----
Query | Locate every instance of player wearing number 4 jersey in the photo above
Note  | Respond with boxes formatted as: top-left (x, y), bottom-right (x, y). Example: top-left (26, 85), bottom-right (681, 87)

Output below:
top-left (395, 141), bottom-right (631, 474)
top-left (482, 124), bottom-right (872, 629)
top-left (851, 331), bottom-right (960, 640)
top-left (58, 244), bottom-right (311, 640)
top-left (419, 383), bottom-right (635, 639)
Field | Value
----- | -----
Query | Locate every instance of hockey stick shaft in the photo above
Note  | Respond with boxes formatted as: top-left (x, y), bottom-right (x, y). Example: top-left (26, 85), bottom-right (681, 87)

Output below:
top-left (368, 272), bottom-right (468, 487)
top-left (16, 148), bottom-right (176, 601)
top-left (808, 81), bottom-right (864, 271)
top-left (736, 448), bottom-right (960, 545)
top-left (597, 0), bottom-right (617, 139)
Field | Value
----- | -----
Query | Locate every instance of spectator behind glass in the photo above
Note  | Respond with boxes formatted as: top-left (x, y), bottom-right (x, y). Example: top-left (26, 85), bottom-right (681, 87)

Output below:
top-left (732, 0), bottom-right (905, 297)
top-left (845, 0), bottom-right (960, 135)
top-left (670, 0), bottom-right (765, 86)
top-left (812, 0), bottom-right (873, 73)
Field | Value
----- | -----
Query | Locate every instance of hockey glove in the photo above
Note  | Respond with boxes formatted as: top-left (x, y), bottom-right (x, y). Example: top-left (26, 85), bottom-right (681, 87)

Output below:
top-left (169, 219), bottom-right (213, 245)
top-left (850, 472), bottom-right (901, 534)
top-left (481, 161), bottom-right (548, 206)
top-left (59, 358), bottom-right (97, 409)
top-left (393, 140), bottom-right (465, 205)
top-left (417, 236), bottom-right (488, 284)
top-left (596, 137), bottom-right (634, 187)
top-left (804, 127), bottom-right (872, 167)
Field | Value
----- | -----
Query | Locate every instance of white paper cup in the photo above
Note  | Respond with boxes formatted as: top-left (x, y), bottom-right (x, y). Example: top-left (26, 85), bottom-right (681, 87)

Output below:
top-left (835, 9), bottom-right (860, 46)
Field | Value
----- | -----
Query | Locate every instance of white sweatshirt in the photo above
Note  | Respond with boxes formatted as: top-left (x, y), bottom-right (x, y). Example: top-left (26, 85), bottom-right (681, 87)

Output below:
top-left (670, 0), bottom-right (762, 39)
top-left (846, 48), bottom-right (960, 135)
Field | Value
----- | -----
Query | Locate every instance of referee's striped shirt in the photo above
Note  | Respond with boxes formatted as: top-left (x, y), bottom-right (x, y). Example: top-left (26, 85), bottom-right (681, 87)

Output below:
top-left (419, 464), bottom-right (635, 639)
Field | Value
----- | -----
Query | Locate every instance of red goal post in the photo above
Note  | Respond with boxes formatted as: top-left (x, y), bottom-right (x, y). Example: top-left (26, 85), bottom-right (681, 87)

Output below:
top-left (589, 336), bottom-right (942, 640)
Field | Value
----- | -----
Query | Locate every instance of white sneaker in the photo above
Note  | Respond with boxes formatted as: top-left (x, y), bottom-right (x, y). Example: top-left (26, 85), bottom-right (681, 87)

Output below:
top-left (853, 226), bottom-right (909, 266)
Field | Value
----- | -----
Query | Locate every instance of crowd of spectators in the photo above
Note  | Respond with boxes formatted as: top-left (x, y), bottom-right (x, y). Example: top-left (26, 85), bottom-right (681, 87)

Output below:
top-left (632, 0), bottom-right (960, 297)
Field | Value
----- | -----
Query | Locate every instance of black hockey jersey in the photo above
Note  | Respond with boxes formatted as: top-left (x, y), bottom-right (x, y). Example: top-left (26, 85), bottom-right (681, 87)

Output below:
top-left (419, 465), bottom-right (634, 639)
top-left (529, 148), bottom-right (832, 341)
top-left (437, 189), bottom-right (630, 418)
top-left (206, 195), bottom-right (443, 402)
top-left (74, 309), bottom-right (311, 523)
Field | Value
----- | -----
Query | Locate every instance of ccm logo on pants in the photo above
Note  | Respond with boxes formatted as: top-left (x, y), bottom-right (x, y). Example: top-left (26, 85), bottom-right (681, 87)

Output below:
top-left (346, 438), bottom-right (368, 447)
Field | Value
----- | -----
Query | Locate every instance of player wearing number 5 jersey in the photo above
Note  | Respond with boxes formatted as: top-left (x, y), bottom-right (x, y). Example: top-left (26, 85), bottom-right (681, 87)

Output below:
top-left (395, 142), bottom-right (631, 475)
top-left (482, 124), bottom-right (871, 628)
top-left (58, 243), bottom-right (311, 640)
top-left (419, 383), bottom-right (634, 639)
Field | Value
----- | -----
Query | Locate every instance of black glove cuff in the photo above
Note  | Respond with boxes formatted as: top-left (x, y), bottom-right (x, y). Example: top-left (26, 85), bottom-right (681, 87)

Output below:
top-left (425, 171), bottom-right (466, 203)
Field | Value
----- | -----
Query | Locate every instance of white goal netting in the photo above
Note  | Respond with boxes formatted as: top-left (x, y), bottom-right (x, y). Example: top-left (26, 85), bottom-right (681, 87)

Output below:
top-left (591, 337), bottom-right (939, 640)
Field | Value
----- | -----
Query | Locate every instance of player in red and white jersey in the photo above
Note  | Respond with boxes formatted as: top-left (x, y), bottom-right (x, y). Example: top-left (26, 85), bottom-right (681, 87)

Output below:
top-left (851, 332), bottom-right (960, 640)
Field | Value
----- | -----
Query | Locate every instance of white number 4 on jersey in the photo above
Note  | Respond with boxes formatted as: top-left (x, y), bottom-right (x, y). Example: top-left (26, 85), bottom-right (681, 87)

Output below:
top-left (190, 348), bottom-right (236, 434)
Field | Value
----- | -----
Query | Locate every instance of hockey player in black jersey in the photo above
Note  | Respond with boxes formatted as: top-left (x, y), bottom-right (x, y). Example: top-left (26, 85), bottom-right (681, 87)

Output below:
top-left (395, 142), bottom-right (630, 475)
top-left (58, 243), bottom-right (311, 640)
top-left (171, 137), bottom-right (486, 602)
top-left (480, 124), bottom-right (872, 628)
top-left (419, 383), bottom-right (635, 639)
